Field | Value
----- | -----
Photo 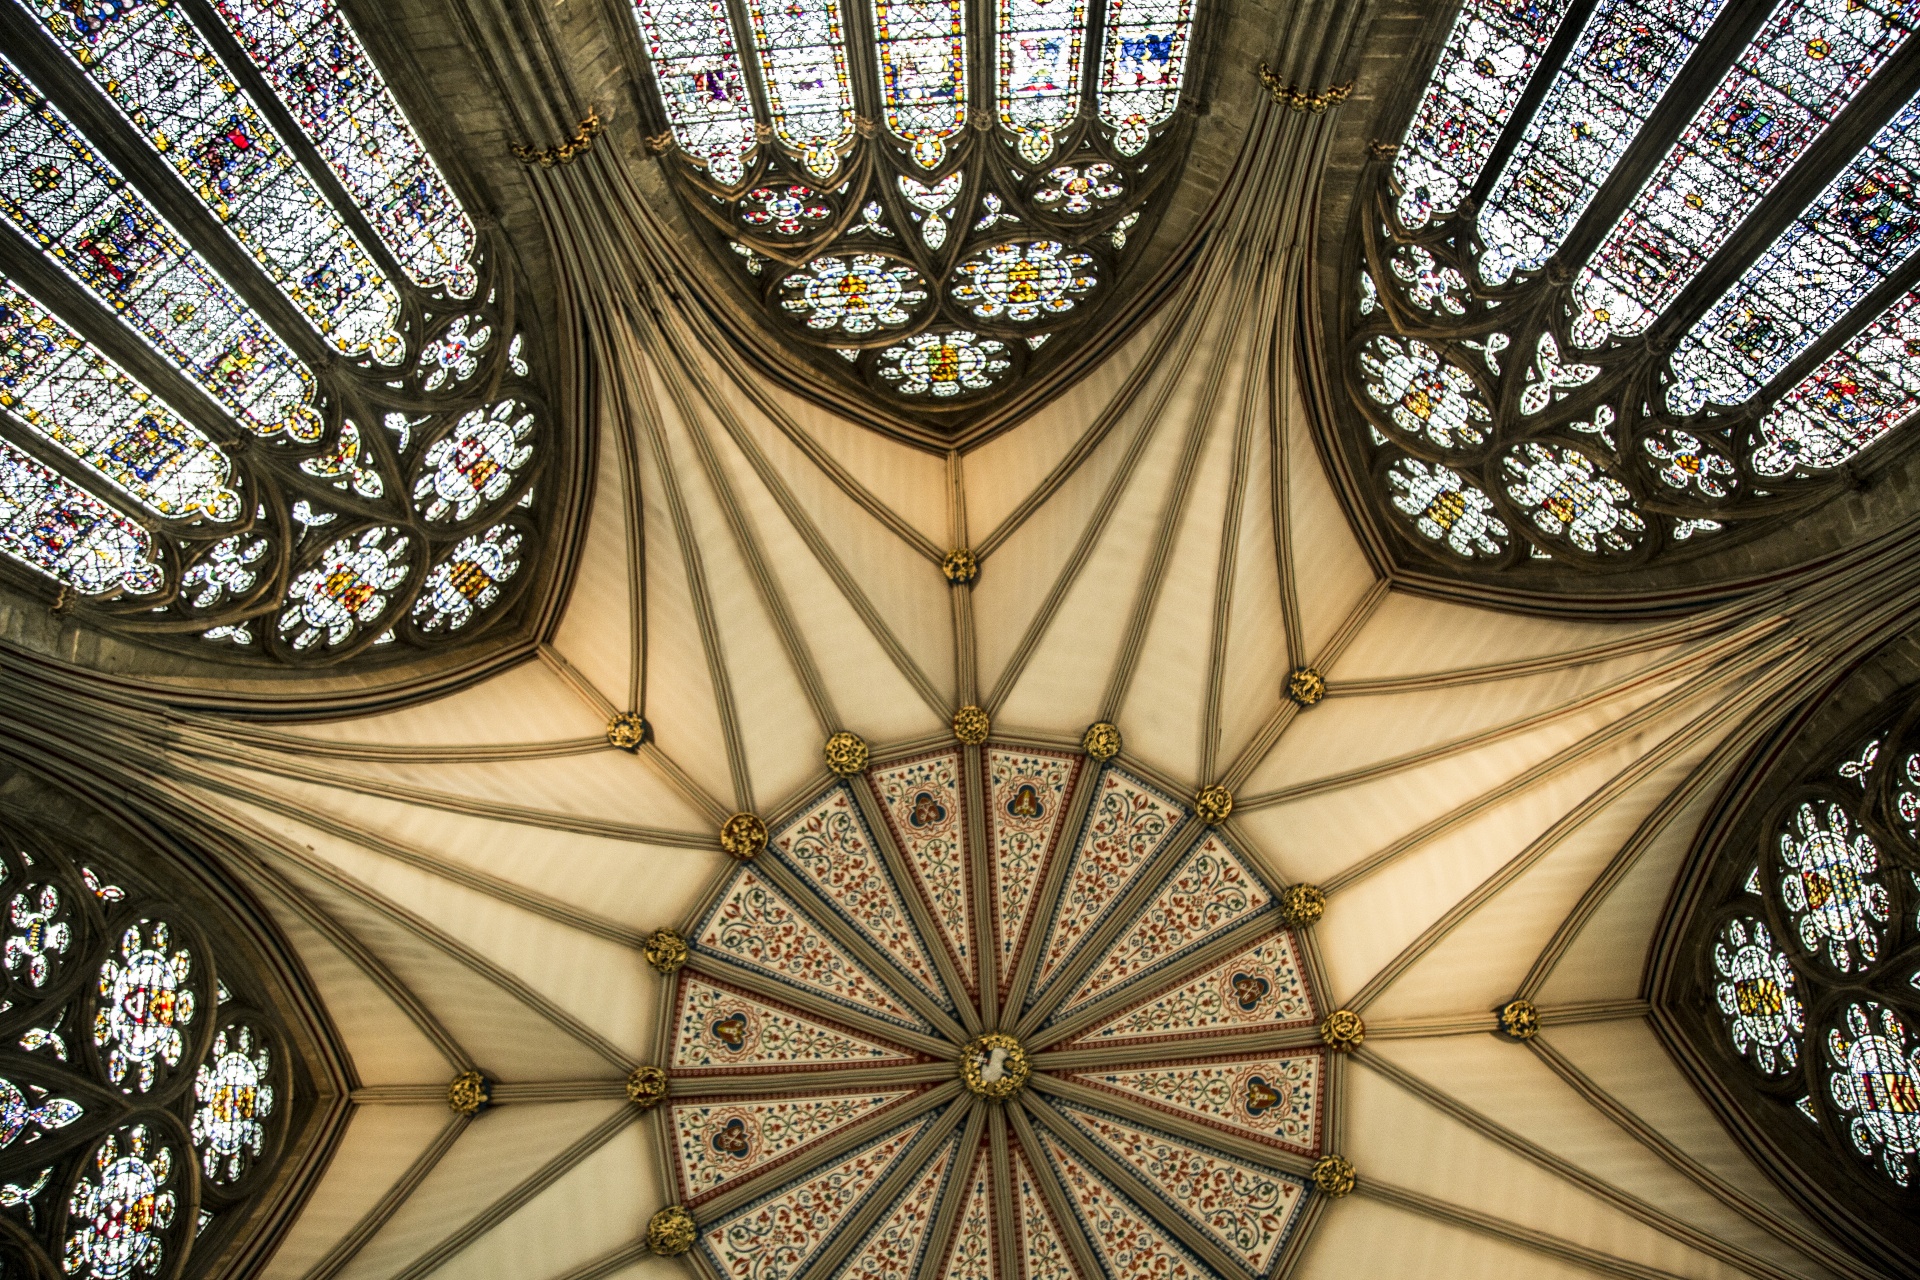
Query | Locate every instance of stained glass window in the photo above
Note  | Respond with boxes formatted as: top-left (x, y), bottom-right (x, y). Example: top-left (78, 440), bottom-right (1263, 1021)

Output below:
top-left (873, 0), bottom-right (968, 167)
top-left (0, 8), bottom-right (545, 662)
top-left (0, 279), bottom-right (242, 523)
top-left (951, 241), bottom-right (1096, 321)
top-left (1825, 1002), bottom-right (1920, 1186)
top-left (413, 401), bottom-right (536, 522)
top-left (277, 525), bottom-right (411, 652)
top-left (875, 330), bottom-right (1012, 396)
top-left (21, 0), bottom-right (406, 364)
top-left (413, 523), bottom-right (524, 633)
top-left (192, 1026), bottom-right (273, 1183)
top-left (1478, 0), bottom-right (1729, 285)
top-left (208, 0), bottom-right (481, 296)
top-left (1095, 0), bottom-right (1193, 156)
top-left (1670, 86), bottom-right (1920, 414)
top-left (0, 803), bottom-right (303, 1277)
top-left (65, 1125), bottom-right (178, 1278)
top-left (635, 0), bottom-right (1197, 408)
top-left (628, 0), bottom-right (759, 185)
top-left (1750, 288), bottom-right (1920, 476)
top-left (0, 54), bottom-right (321, 443)
top-left (1501, 442), bottom-right (1647, 554)
top-left (1358, 337), bottom-right (1491, 448)
top-left (998, 0), bottom-right (1088, 162)
top-left (1572, 0), bottom-right (1920, 348)
top-left (747, 0), bottom-right (856, 178)
top-left (1713, 916), bottom-right (1804, 1074)
top-left (781, 255), bottom-right (929, 332)
top-left (1350, 0), bottom-right (1920, 578)
top-left (0, 435), bottom-right (163, 597)
top-left (1777, 801), bottom-right (1890, 972)
top-left (1386, 454), bottom-right (1512, 558)
top-left (1392, 0), bottom-right (1575, 229)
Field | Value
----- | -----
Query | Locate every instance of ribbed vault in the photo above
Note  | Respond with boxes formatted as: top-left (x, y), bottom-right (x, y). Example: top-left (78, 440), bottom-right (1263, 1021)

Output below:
top-left (5, 0), bottom-right (1920, 1278)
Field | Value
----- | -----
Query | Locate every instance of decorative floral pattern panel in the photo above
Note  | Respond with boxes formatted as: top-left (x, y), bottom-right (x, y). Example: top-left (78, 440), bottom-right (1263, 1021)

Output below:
top-left (627, 0), bottom-right (1201, 423)
top-left (658, 743), bottom-right (1327, 1279)
top-left (0, 2), bottom-right (550, 664)
top-left (1343, 0), bottom-right (1920, 584)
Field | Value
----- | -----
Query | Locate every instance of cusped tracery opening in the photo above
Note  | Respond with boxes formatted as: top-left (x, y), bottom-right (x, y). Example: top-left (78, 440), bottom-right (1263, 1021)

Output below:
top-left (0, 0), bottom-right (560, 669)
top-left (625, 0), bottom-right (1202, 427)
top-left (1326, 0), bottom-right (1920, 596)
top-left (656, 742), bottom-right (1326, 1278)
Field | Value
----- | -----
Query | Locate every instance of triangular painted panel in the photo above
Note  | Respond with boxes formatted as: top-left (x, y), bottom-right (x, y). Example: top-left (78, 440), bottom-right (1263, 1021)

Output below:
top-left (985, 747), bottom-right (1082, 999)
top-left (697, 1111), bottom-right (941, 1280)
top-left (692, 865), bottom-right (932, 1033)
top-left (1062, 932), bottom-right (1317, 1052)
top-left (839, 1131), bottom-right (963, 1279)
top-left (670, 1087), bottom-right (921, 1205)
top-left (870, 750), bottom-right (975, 995)
top-left (669, 970), bottom-right (928, 1075)
top-left (1028, 765), bottom-right (1189, 1002)
top-left (1066, 1052), bottom-right (1323, 1157)
top-left (940, 1137), bottom-right (995, 1280)
top-left (1012, 1137), bottom-right (1084, 1280)
top-left (1049, 1099), bottom-right (1310, 1277)
top-left (1035, 1126), bottom-right (1224, 1279)
top-left (1052, 833), bottom-right (1273, 1023)
top-left (772, 785), bottom-right (955, 1011)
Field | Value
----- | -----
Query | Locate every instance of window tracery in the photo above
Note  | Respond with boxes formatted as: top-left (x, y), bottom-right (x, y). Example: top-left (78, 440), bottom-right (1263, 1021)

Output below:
top-left (1679, 692), bottom-right (1920, 1218)
top-left (1342, 0), bottom-right (1920, 579)
top-left (627, 0), bottom-right (1199, 420)
top-left (0, 804), bottom-right (300, 1279)
top-left (0, 0), bottom-right (549, 664)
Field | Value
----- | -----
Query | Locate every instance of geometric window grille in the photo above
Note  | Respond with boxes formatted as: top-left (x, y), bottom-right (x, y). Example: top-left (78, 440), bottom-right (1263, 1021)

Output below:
top-left (1688, 705), bottom-right (1920, 1213)
top-left (655, 742), bottom-right (1326, 1278)
top-left (1342, 0), bottom-right (1920, 575)
top-left (0, 1), bottom-right (546, 663)
top-left (625, 0), bottom-right (1197, 423)
top-left (0, 806), bottom-right (297, 1279)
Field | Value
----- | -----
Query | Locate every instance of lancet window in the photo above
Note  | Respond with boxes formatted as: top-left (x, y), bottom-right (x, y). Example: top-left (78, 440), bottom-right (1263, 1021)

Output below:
top-left (627, 0), bottom-right (1199, 419)
top-left (0, 0), bottom-right (548, 663)
top-left (1345, 0), bottom-right (1920, 576)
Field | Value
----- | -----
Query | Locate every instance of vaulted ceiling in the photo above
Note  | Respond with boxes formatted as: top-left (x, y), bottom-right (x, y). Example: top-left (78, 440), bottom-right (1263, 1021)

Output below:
top-left (2, 0), bottom-right (1919, 1278)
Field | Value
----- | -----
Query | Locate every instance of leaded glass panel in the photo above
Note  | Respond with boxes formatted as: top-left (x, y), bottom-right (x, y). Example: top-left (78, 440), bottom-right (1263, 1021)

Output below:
top-left (628, 0), bottom-right (759, 185)
top-left (629, 0), bottom-right (1199, 415)
top-left (0, 804), bottom-right (307, 1279)
top-left (1094, 0), bottom-right (1193, 156)
top-left (1670, 87), bottom-right (1920, 413)
top-left (747, 0), bottom-right (856, 178)
top-left (0, 53), bottom-right (320, 443)
top-left (1477, 0), bottom-right (1729, 285)
top-left (1345, 0), bottom-right (1920, 582)
top-left (998, 0), bottom-right (1088, 163)
top-left (1572, 0), bottom-right (1920, 347)
top-left (209, 0), bottom-right (480, 295)
top-left (0, 2), bottom-right (552, 664)
top-left (1392, 0), bottom-right (1576, 230)
top-left (21, 0), bottom-right (406, 363)
top-left (873, 0), bottom-right (968, 167)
